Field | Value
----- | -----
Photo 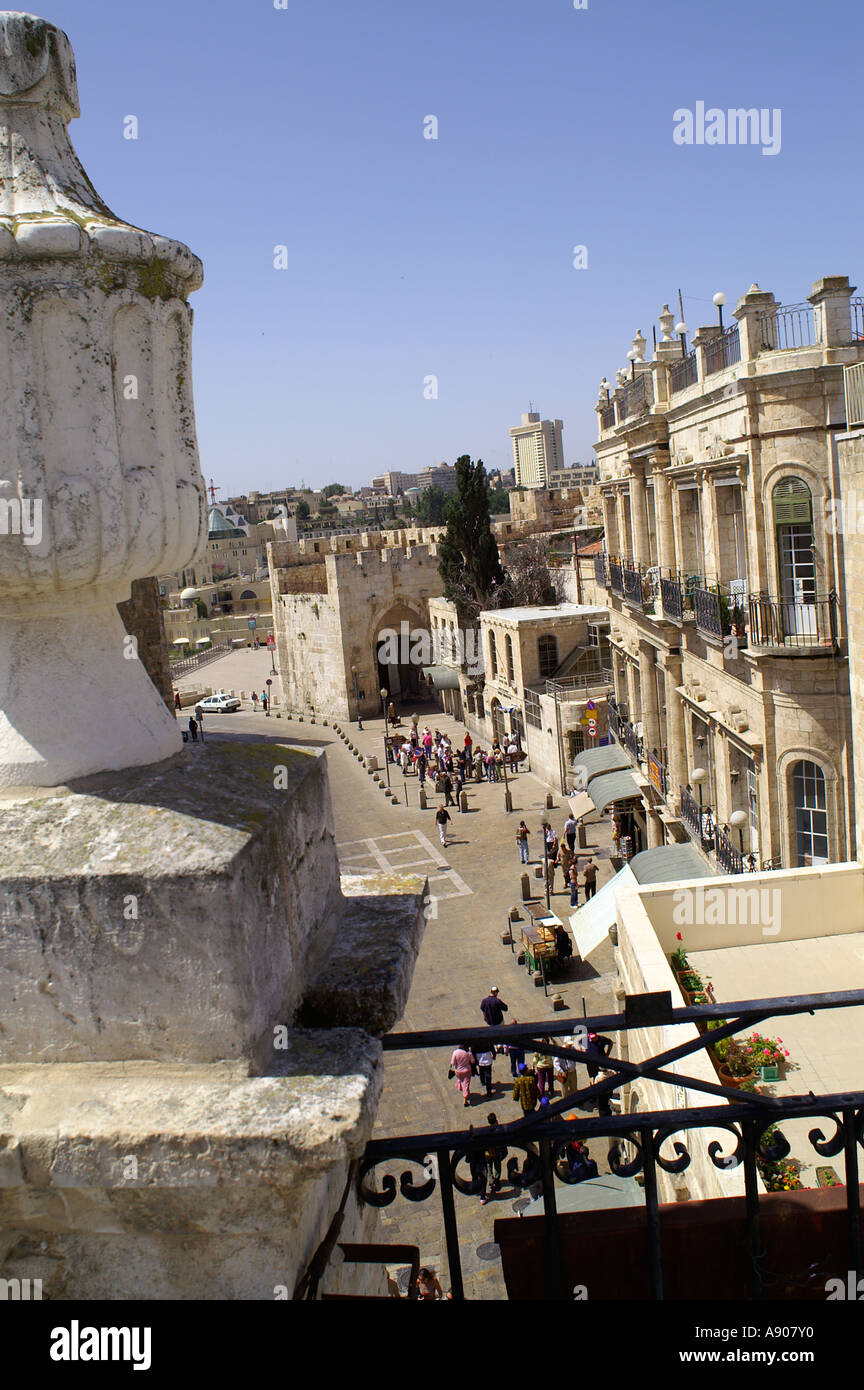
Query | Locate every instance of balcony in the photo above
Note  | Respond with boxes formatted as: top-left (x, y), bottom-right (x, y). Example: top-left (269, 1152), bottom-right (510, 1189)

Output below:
top-left (616, 374), bottom-right (651, 422)
top-left (593, 553), bottom-right (608, 588)
top-left (693, 586), bottom-right (725, 639)
top-left (758, 302), bottom-right (818, 351)
top-left (609, 558), bottom-right (624, 596)
top-left (747, 593), bottom-right (838, 652)
top-left (669, 350), bottom-right (698, 394)
top-left (622, 564), bottom-right (644, 610)
top-left (714, 821), bottom-right (744, 874)
top-left (599, 402), bottom-right (616, 431)
top-left (660, 575), bottom-right (683, 621)
top-left (704, 324), bottom-right (741, 375)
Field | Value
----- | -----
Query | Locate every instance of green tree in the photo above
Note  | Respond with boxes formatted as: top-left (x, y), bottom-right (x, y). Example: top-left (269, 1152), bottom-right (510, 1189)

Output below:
top-left (438, 456), bottom-right (506, 620)
top-left (295, 500), bottom-right (310, 520)
top-left (487, 487), bottom-right (511, 515)
top-left (414, 485), bottom-right (449, 526)
top-left (322, 482), bottom-right (347, 498)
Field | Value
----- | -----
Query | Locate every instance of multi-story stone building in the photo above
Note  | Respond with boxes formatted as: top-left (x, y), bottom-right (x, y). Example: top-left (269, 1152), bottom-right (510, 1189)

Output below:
top-left (592, 278), bottom-right (863, 870)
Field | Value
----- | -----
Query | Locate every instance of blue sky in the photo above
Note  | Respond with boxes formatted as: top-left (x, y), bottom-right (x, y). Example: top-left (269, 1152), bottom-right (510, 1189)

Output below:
top-left (43, 0), bottom-right (864, 494)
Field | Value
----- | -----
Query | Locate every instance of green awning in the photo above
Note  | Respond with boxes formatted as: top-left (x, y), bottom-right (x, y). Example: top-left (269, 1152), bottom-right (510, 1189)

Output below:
top-left (586, 768), bottom-right (641, 812)
top-left (422, 664), bottom-right (461, 691)
top-left (572, 743), bottom-right (631, 781)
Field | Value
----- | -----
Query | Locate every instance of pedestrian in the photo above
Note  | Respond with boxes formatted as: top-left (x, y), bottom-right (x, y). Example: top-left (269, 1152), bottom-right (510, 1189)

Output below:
top-left (416, 1267), bottom-right (444, 1300)
top-left (449, 1042), bottom-right (476, 1107)
top-left (388, 700), bottom-right (397, 724)
top-left (554, 924), bottom-right (573, 962)
top-left (480, 986), bottom-right (507, 1027)
top-left (559, 840), bottom-right (574, 879)
top-left (584, 1031), bottom-right (613, 1080)
top-left (464, 732), bottom-right (472, 752)
top-left (435, 803), bottom-right (451, 847)
top-left (512, 1063), bottom-right (539, 1114)
top-left (583, 859), bottom-right (598, 900)
top-left (476, 1047), bottom-right (494, 1096)
top-left (187, 716), bottom-right (198, 743)
top-left (503, 1021), bottom-right (525, 1077)
top-left (565, 1139), bottom-right (598, 1182)
top-left (564, 812), bottom-right (577, 853)
top-left (417, 752), bottom-right (427, 786)
top-left (443, 773), bottom-right (454, 807)
top-left (556, 1042), bottom-right (580, 1097)
top-left (195, 706), bottom-right (205, 742)
top-left (173, 691), bottom-right (181, 711)
top-left (251, 691), bottom-right (258, 709)
top-left (516, 820), bottom-right (530, 864)
top-left (507, 739), bottom-right (519, 773)
top-left (568, 862), bottom-right (580, 908)
top-left (484, 750), bottom-right (495, 783)
top-left (534, 1043), bottom-right (555, 1099)
top-left (262, 694), bottom-right (268, 714)
top-left (482, 1114), bottom-right (507, 1201)
top-left (453, 768), bottom-right (464, 808)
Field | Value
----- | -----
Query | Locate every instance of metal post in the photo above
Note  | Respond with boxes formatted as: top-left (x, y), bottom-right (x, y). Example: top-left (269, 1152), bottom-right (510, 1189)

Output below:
top-left (743, 1120), bottom-right (764, 1301)
top-left (641, 1129), bottom-right (664, 1300)
top-left (437, 1150), bottom-right (465, 1300)
top-left (544, 834), bottom-right (551, 912)
top-left (539, 1137), bottom-right (565, 1301)
top-left (843, 1106), bottom-right (862, 1281)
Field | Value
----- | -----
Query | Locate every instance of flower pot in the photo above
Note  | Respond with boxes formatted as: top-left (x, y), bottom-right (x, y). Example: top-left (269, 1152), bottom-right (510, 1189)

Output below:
top-left (718, 1064), bottom-right (754, 1090)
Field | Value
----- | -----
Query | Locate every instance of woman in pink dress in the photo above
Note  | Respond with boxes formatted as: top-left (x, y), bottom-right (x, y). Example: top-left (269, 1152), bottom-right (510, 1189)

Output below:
top-left (450, 1044), bottom-right (476, 1107)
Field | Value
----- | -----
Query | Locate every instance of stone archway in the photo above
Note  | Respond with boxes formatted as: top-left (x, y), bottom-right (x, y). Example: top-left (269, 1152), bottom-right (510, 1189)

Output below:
top-left (373, 602), bottom-right (426, 703)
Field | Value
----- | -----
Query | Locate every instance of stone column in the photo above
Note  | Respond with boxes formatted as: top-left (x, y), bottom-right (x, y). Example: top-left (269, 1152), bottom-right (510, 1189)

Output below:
top-left (625, 654), bottom-right (640, 724)
top-left (601, 491), bottom-right (617, 553)
top-left (809, 275), bottom-right (855, 347)
top-left (662, 654), bottom-right (686, 810)
top-left (652, 465), bottom-right (676, 572)
top-left (639, 640), bottom-right (661, 754)
top-left (630, 463), bottom-right (650, 567)
top-left (615, 487), bottom-right (629, 558)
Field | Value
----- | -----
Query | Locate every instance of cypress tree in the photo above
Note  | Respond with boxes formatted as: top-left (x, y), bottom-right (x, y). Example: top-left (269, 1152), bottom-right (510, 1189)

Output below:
top-left (437, 455), bottom-right (507, 620)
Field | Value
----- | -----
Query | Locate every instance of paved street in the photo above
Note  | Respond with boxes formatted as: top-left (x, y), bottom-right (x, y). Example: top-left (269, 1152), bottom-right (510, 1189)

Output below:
top-left (184, 699), bottom-right (623, 1299)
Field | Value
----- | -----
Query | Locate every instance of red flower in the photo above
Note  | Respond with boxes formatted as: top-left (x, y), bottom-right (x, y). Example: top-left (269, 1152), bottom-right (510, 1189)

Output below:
top-left (676, 932), bottom-right (683, 941)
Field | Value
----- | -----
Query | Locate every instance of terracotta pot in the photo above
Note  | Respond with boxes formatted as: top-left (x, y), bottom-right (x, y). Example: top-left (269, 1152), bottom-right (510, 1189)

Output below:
top-left (717, 1064), bottom-right (754, 1090)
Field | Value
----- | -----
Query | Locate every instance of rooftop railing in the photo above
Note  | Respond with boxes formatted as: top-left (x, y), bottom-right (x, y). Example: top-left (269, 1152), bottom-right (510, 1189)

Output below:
top-left (758, 302), bottom-right (818, 351)
top-left (845, 361), bottom-right (864, 429)
top-left (704, 324), bottom-right (741, 375)
top-left (600, 402), bottom-right (616, 431)
top-left (669, 350), bottom-right (698, 393)
top-left (616, 374), bottom-right (650, 422)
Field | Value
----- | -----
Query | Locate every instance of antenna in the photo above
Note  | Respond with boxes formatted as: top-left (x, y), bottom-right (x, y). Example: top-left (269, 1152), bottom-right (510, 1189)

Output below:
top-left (207, 478), bottom-right (221, 505)
top-left (528, 399), bottom-right (535, 414)
top-left (677, 288), bottom-right (685, 323)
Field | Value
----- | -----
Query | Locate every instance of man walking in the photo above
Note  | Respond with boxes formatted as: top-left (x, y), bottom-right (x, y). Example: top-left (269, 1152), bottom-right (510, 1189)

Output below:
top-left (512, 1063), bottom-right (539, 1115)
top-left (194, 705), bottom-right (205, 743)
top-left (516, 820), bottom-right (530, 864)
top-left (443, 773), bottom-right (455, 807)
top-left (583, 859), bottom-right (598, 900)
top-left (480, 986), bottom-right (507, 1026)
top-left (568, 862), bottom-right (580, 908)
top-left (476, 1047), bottom-right (495, 1096)
top-left (187, 715), bottom-right (198, 743)
top-left (435, 804), bottom-right (451, 848)
top-left (564, 812), bottom-right (577, 853)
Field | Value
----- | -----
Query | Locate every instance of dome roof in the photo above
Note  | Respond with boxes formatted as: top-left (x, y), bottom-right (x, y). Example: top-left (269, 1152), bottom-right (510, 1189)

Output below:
top-left (208, 505), bottom-right (245, 539)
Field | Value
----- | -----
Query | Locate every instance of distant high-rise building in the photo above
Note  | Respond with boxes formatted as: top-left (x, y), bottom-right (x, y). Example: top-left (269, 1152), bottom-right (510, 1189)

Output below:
top-left (510, 412), bottom-right (564, 488)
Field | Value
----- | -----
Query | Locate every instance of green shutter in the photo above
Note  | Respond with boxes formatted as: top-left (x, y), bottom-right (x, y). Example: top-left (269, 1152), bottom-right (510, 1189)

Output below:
top-left (772, 478), bottom-right (812, 526)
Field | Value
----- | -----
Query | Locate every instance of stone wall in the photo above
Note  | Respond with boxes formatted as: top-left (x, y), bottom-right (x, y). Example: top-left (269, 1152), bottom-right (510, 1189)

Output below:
top-left (117, 577), bottom-right (174, 712)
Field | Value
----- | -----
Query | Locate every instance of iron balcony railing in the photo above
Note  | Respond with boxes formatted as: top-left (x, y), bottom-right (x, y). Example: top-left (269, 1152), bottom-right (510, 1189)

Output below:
top-left (660, 575), bottom-right (683, 621)
top-left (622, 564), bottom-right (644, 609)
top-left (669, 350), bottom-right (698, 394)
top-left (704, 324), bottom-right (741, 375)
top-left (845, 361), bottom-right (864, 429)
top-left (609, 705), bottom-right (643, 763)
top-left (851, 297), bottom-right (864, 344)
top-left (747, 592), bottom-right (838, 651)
top-left (545, 669), bottom-right (614, 700)
top-left (600, 402), bottom-right (616, 431)
top-left (714, 821), bottom-right (744, 875)
top-left (360, 992), bottom-right (864, 1301)
top-left (616, 374), bottom-right (649, 422)
top-left (679, 783), bottom-right (705, 839)
top-left (693, 586), bottom-right (725, 639)
top-left (609, 558), bottom-right (624, 596)
top-left (594, 553), bottom-right (608, 588)
top-left (758, 302), bottom-right (818, 351)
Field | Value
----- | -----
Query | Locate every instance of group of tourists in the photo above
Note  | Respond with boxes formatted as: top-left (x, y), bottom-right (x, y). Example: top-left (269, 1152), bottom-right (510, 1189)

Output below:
top-left (515, 818), bottom-right (598, 906)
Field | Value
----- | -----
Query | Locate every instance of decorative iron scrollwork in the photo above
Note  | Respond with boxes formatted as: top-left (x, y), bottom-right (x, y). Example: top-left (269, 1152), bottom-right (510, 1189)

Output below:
top-left (707, 1124), bottom-right (745, 1171)
top-left (652, 1127), bottom-right (692, 1175)
top-left (807, 1112), bottom-right (845, 1159)
top-left (358, 1153), bottom-right (436, 1208)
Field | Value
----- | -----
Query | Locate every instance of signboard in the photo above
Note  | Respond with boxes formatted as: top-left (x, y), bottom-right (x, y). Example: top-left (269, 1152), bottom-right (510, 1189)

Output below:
top-left (579, 713), bottom-right (591, 726)
top-left (247, 618), bottom-right (256, 629)
top-left (647, 752), bottom-right (664, 796)
top-left (586, 700), bottom-right (595, 711)
top-left (266, 635), bottom-right (275, 650)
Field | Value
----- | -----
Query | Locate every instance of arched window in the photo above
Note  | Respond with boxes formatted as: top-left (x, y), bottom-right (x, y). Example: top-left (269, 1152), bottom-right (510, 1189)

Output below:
top-left (505, 634), bottom-right (515, 684)
top-left (772, 477), bottom-right (815, 606)
top-left (488, 632), bottom-right (498, 678)
top-left (239, 589), bottom-right (256, 600)
top-left (538, 634), bottom-right (558, 679)
top-left (792, 759), bottom-right (828, 866)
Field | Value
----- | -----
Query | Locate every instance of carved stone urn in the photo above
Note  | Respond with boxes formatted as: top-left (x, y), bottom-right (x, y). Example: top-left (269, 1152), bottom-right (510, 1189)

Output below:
top-left (0, 12), bottom-right (206, 786)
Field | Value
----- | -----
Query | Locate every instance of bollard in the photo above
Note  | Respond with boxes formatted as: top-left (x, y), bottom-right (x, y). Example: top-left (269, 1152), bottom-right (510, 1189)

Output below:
top-left (534, 865), bottom-right (544, 881)
top-left (504, 789), bottom-right (513, 814)
top-left (419, 788), bottom-right (427, 810)
top-left (501, 930), bottom-right (512, 945)
top-left (552, 993), bottom-right (565, 1011)
top-left (520, 873), bottom-right (531, 901)
top-left (509, 906), bottom-right (522, 922)
top-left (545, 792), bottom-right (554, 809)
top-left (533, 972), bottom-right (544, 988)
top-left (459, 791), bottom-right (468, 813)
top-left (577, 822), bottom-right (587, 848)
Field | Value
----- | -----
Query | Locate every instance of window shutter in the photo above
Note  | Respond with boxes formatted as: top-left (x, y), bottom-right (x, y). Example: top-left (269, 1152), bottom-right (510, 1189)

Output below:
top-left (772, 478), bottom-right (812, 526)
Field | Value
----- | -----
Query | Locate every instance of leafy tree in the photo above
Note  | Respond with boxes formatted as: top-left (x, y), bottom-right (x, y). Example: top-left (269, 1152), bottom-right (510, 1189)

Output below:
top-left (322, 482), bottom-right (347, 498)
top-left (487, 487), bottom-right (511, 515)
top-left (295, 500), bottom-right (310, 520)
top-left (501, 535), bottom-right (566, 607)
top-left (414, 485), bottom-right (449, 526)
top-left (438, 456), bottom-right (507, 621)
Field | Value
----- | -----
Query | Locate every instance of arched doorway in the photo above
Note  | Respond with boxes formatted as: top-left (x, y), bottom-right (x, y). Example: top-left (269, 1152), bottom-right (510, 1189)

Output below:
top-left (772, 477), bottom-right (816, 638)
top-left (374, 604), bottom-right (425, 702)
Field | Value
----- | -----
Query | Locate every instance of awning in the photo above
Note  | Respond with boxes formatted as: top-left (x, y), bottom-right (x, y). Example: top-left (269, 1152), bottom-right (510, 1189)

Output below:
top-left (195, 638), bottom-right (211, 647)
top-left (571, 743), bottom-right (630, 780)
top-left (422, 663), bottom-right (461, 691)
top-left (173, 637), bottom-right (190, 645)
top-left (584, 768), bottom-right (641, 812)
top-left (569, 866), bottom-right (635, 959)
top-left (628, 843), bottom-right (715, 884)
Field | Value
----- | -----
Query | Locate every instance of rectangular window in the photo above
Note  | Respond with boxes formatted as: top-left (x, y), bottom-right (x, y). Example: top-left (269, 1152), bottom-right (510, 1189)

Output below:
top-left (525, 689), bottom-right (542, 729)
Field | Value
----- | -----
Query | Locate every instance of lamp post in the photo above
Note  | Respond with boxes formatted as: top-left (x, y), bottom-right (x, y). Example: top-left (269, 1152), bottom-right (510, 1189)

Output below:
top-left (627, 348), bottom-right (637, 380)
top-left (729, 809), bottom-right (747, 869)
top-left (691, 766), bottom-right (708, 852)
top-left (714, 291), bottom-right (726, 332)
top-left (543, 824), bottom-right (552, 912)
top-left (675, 321), bottom-right (688, 357)
top-left (351, 665), bottom-right (362, 731)
top-left (380, 686), bottom-right (391, 788)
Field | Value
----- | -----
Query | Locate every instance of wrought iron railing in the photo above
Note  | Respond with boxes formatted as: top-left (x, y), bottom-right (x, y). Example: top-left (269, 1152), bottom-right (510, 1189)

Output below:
top-left (360, 992), bottom-right (864, 1301)
top-left (851, 297), bottom-right (864, 344)
top-left (169, 642), bottom-right (232, 677)
top-left (714, 822), bottom-right (744, 874)
top-left (609, 706), bottom-right (643, 763)
top-left (600, 402), bottom-right (616, 431)
top-left (845, 361), bottom-right (864, 429)
top-left (693, 586), bottom-right (725, 638)
top-left (594, 553), bottom-right (608, 588)
top-left (669, 351), bottom-right (698, 393)
top-left (609, 559), bottom-right (624, 596)
top-left (616, 375), bottom-right (648, 422)
top-left (758, 302), bottom-right (818, 351)
top-left (660, 575), bottom-right (683, 621)
top-left (747, 592), bottom-right (838, 650)
top-left (679, 783), bottom-right (703, 838)
top-left (704, 325), bottom-right (741, 375)
top-left (623, 564), bottom-right (644, 609)
top-left (545, 669), bottom-right (614, 700)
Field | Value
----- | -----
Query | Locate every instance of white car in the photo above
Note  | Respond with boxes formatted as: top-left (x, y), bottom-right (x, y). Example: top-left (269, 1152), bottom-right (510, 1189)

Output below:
top-left (197, 693), bottom-right (240, 714)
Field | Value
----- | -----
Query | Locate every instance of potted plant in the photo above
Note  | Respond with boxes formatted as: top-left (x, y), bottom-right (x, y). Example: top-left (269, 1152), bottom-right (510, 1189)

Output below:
top-left (730, 603), bottom-right (747, 641)
top-left (716, 1040), bottom-right (755, 1090)
top-left (742, 1032), bottom-right (789, 1081)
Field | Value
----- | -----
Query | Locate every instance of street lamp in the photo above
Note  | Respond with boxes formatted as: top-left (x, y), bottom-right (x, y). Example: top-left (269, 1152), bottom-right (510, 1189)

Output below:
top-left (351, 665), bottom-right (363, 730)
top-left (675, 321), bottom-right (688, 357)
top-left (729, 809), bottom-right (747, 862)
top-left (380, 686), bottom-right (391, 788)
top-left (713, 291), bottom-right (727, 331)
top-left (626, 348), bottom-right (638, 380)
top-left (691, 766), bottom-right (708, 850)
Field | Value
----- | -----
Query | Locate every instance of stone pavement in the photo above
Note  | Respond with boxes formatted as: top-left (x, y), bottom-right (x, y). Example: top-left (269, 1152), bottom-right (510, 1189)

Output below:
top-left (192, 701), bottom-right (625, 1299)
